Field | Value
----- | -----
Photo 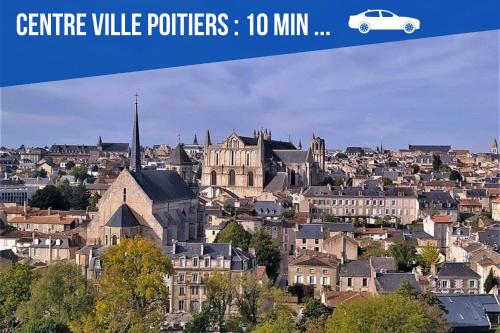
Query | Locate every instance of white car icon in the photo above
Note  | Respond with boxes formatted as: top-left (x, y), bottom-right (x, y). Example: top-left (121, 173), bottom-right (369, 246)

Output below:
top-left (349, 9), bottom-right (420, 34)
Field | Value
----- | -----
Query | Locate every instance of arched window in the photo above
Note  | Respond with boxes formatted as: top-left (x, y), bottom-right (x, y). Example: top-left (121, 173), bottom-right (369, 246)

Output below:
top-left (105, 235), bottom-right (108, 245)
top-left (290, 170), bottom-right (296, 186)
top-left (111, 234), bottom-right (118, 245)
top-left (228, 170), bottom-right (236, 186)
top-left (123, 188), bottom-right (127, 202)
top-left (248, 172), bottom-right (254, 187)
top-left (231, 151), bottom-right (234, 165)
top-left (215, 153), bottom-right (219, 165)
top-left (246, 153), bottom-right (250, 166)
top-left (210, 170), bottom-right (217, 186)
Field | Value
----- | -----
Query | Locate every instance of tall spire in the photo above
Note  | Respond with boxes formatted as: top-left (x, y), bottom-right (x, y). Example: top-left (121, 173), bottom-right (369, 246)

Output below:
top-left (204, 130), bottom-right (212, 146)
top-left (193, 134), bottom-right (198, 145)
top-left (298, 139), bottom-right (302, 150)
top-left (129, 94), bottom-right (141, 173)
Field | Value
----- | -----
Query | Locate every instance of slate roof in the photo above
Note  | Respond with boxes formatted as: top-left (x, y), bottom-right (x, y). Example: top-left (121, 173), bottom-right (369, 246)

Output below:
top-left (105, 204), bottom-right (140, 228)
top-left (437, 294), bottom-right (499, 331)
top-left (375, 273), bottom-right (421, 293)
top-left (303, 185), bottom-right (415, 198)
top-left (273, 150), bottom-right (309, 164)
top-left (339, 260), bottom-right (371, 277)
top-left (264, 172), bottom-right (288, 192)
top-left (408, 145), bottom-right (451, 153)
top-left (254, 201), bottom-right (283, 216)
top-left (345, 147), bottom-right (364, 154)
top-left (168, 144), bottom-right (193, 165)
top-left (49, 144), bottom-right (96, 154)
top-left (100, 142), bottom-right (129, 153)
top-left (296, 224), bottom-right (323, 239)
top-left (289, 251), bottom-right (339, 267)
top-left (162, 242), bottom-right (255, 271)
top-left (370, 257), bottom-right (396, 273)
top-left (437, 262), bottom-right (480, 279)
top-left (477, 228), bottom-right (500, 251)
top-left (130, 170), bottom-right (196, 203)
top-left (418, 191), bottom-right (458, 209)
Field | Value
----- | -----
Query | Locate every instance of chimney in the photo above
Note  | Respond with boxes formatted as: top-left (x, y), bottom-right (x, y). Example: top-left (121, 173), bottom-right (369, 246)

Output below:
top-left (23, 200), bottom-right (28, 216)
top-left (48, 207), bottom-right (52, 215)
top-left (172, 239), bottom-right (177, 254)
top-left (89, 247), bottom-right (93, 266)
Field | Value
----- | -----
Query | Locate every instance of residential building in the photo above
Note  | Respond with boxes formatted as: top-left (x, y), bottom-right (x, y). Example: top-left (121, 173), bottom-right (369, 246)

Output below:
top-left (423, 215), bottom-right (453, 249)
top-left (431, 262), bottom-right (481, 294)
top-left (163, 242), bottom-right (256, 313)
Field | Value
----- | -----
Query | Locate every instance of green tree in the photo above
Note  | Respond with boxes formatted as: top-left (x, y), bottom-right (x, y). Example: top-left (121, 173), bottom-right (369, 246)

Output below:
top-left (64, 161), bottom-right (75, 170)
top-left (15, 318), bottom-right (71, 333)
top-left (90, 237), bottom-right (173, 332)
top-left (298, 298), bottom-right (332, 332)
top-left (388, 242), bottom-right (418, 272)
top-left (449, 170), bottom-right (463, 181)
top-left (205, 271), bottom-right (236, 333)
top-left (323, 215), bottom-right (339, 223)
top-left (215, 220), bottom-right (252, 251)
top-left (359, 241), bottom-right (386, 260)
top-left (29, 169), bottom-right (47, 179)
top-left (184, 309), bottom-right (213, 333)
top-left (411, 164), bottom-right (420, 174)
top-left (29, 185), bottom-right (66, 209)
top-left (0, 264), bottom-right (39, 331)
top-left (336, 153), bottom-right (348, 159)
top-left (381, 177), bottom-right (393, 186)
top-left (68, 184), bottom-right (90, 210)
top-left (251, 227), bottom-right (281, 280)
top-left (89, 192), bottom-right (101, 208)
top-left (326, 294), bottom-right (448, 333)
top-left (432, 154), bottom-right (442, 171)
top-left (16, 262), bottom-right (93, 325)
top-left (235, 275), bottom-right (263, 329)
top-left (484, 268), bottom-right (497, 293)
top-left (419, 243), bottom-right (440, 272)
top-left (69, 166), bottom-right (89, 182)
top-left (321, 177), bottom-right (343, 186)
top-left (252, 307), bottom-right (296, 333)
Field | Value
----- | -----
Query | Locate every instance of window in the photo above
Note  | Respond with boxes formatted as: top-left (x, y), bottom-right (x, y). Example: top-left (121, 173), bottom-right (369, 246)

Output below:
top-left (204, 258), bottom-right (210, 267)
top-left (248, 172), bottom-right (254, 187)
top-left (323, 269), bottom-right (328, 274)
top-left (309, 276), bottom-right (316, 285)
top-left (302, 238), bottom-right (306, 244)
top-left (290, 170), bottom-right (296, 186)
top-left (217, 257), bottom-right (223, 268)
top-left (231, 151), bottom-right (234, 165)
top-left (210, 170), bottom-right (217, 185)
top-left (228, 170), bottom-right (236, 186)
top-left (105, 235), bottom-right (108, 245)
top-left (314, 247), bottom-right (319, 252)
top-left (111, 235), bottom-right (118, 245)
top-left (381, 10), bottom-right (394, 17)
top-left (178, 300), bottom-right (185, 311)
top-left (315, 239), bottom-right (319, 244)
top-left (193, 257), bottom-right (198, 267)
top-left (362, 278), bottom-right (368, 287)
top-left (365, 10), bottom-right (380, 17)
top-left (178, 274), bottom-right (185, 283)
top-left (190, 286), bottom-right (199, 295)
top-left (192, 273), bottom-right (199, 283)
top-left (123, 188), bottom-right (127, 202)
top-left (441, 280), bottom-right (449, 288)
top-left (296, 275), bottom-right (303, 283)
top-left (309, 269), bottom-right (315, 274)
top-left (190, 300), bottom-right (199, 312)
top-left (347, 278), bottom-right (352, 287)
top-left (180, 258), bottom-right (186, 267)
top-left (469, 280), bottom-right (476, 288)
top-left (179, 286), bottom-right (185, 295)
top-left (246, 154), bottom-right (250, 166)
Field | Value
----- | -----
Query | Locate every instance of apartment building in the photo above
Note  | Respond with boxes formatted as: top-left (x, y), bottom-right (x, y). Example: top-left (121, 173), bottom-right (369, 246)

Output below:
top-left (299, 185), bottom-right (418, 224)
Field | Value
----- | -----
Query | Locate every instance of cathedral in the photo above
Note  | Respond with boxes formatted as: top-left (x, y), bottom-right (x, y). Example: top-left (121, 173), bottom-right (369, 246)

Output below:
top-left (86, 100), bottom-right (199, 246)
top-left (201, 129), bottom-right (325, 197)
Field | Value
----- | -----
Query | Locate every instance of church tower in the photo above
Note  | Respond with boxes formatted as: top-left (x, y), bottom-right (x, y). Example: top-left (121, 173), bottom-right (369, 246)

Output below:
top-left (129, 96), bottom-right (141, 173)
top-left (311, 135), bottom-right (325, 170)
top-left (491, 138), bottom-right (498, 154)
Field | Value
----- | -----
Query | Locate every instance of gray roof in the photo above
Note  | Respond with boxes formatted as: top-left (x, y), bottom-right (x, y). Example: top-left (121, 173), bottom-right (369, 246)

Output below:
top-left (168, 144), bottom-right (193, 165)
top-left (100, 142), bottom-right (129, 153)
top-left (345, 147), bottom-right (364, 154)
top-left (105, 204), bottom-right (140, 228)
top-left (340, 260), bottom-right (370, 277)
top-left (264, 172), bottom-right (288, 192)
top-left (131, 170), bottom-right (196, 203)
top-left (437, 262), bottom-right (480, 279)
top-left (437, 294), bottom-right (499, 330)
top-left (418, 191), bottom-right (458, 209)
top-left (370, 257), bottom-right (396, 273)
top-left (273, 150), bottom-right (309, 164)
top-left (254, 201), bottom-right (283, 216)
top-left (303, 185), bottom-right (415, 198)
top-left (296, 224), bottom-right (323, 239)
top-left (162, 242), bottom-right (255, 271)
top-left (320, 223), bottom-right (354, 233)
top-left (408, 145), bottom-right (451, 153)
top-left (478, 228), bottom-right (500, 250)
top-left (375, 273), bottom-right (421, 293)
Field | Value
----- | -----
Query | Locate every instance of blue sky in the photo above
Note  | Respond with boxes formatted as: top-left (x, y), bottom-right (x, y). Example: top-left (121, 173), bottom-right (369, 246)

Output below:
top-left (1, 30), bottom-right (498, 152)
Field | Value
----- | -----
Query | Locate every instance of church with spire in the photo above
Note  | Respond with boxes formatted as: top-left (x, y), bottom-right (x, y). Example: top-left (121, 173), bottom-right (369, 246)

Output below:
top-left (201, 129), bottom-right (325, 197)
top-left (86, 98), bottom-right (200, 246)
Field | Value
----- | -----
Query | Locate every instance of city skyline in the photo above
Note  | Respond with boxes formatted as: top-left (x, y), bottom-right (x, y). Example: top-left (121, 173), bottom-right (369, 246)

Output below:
top-left (0, 30), bottom-right (498, 152)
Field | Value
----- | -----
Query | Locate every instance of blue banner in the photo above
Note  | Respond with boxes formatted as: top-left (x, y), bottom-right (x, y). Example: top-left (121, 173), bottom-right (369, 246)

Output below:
top-left (1, 0), bottom-right (499, 86)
